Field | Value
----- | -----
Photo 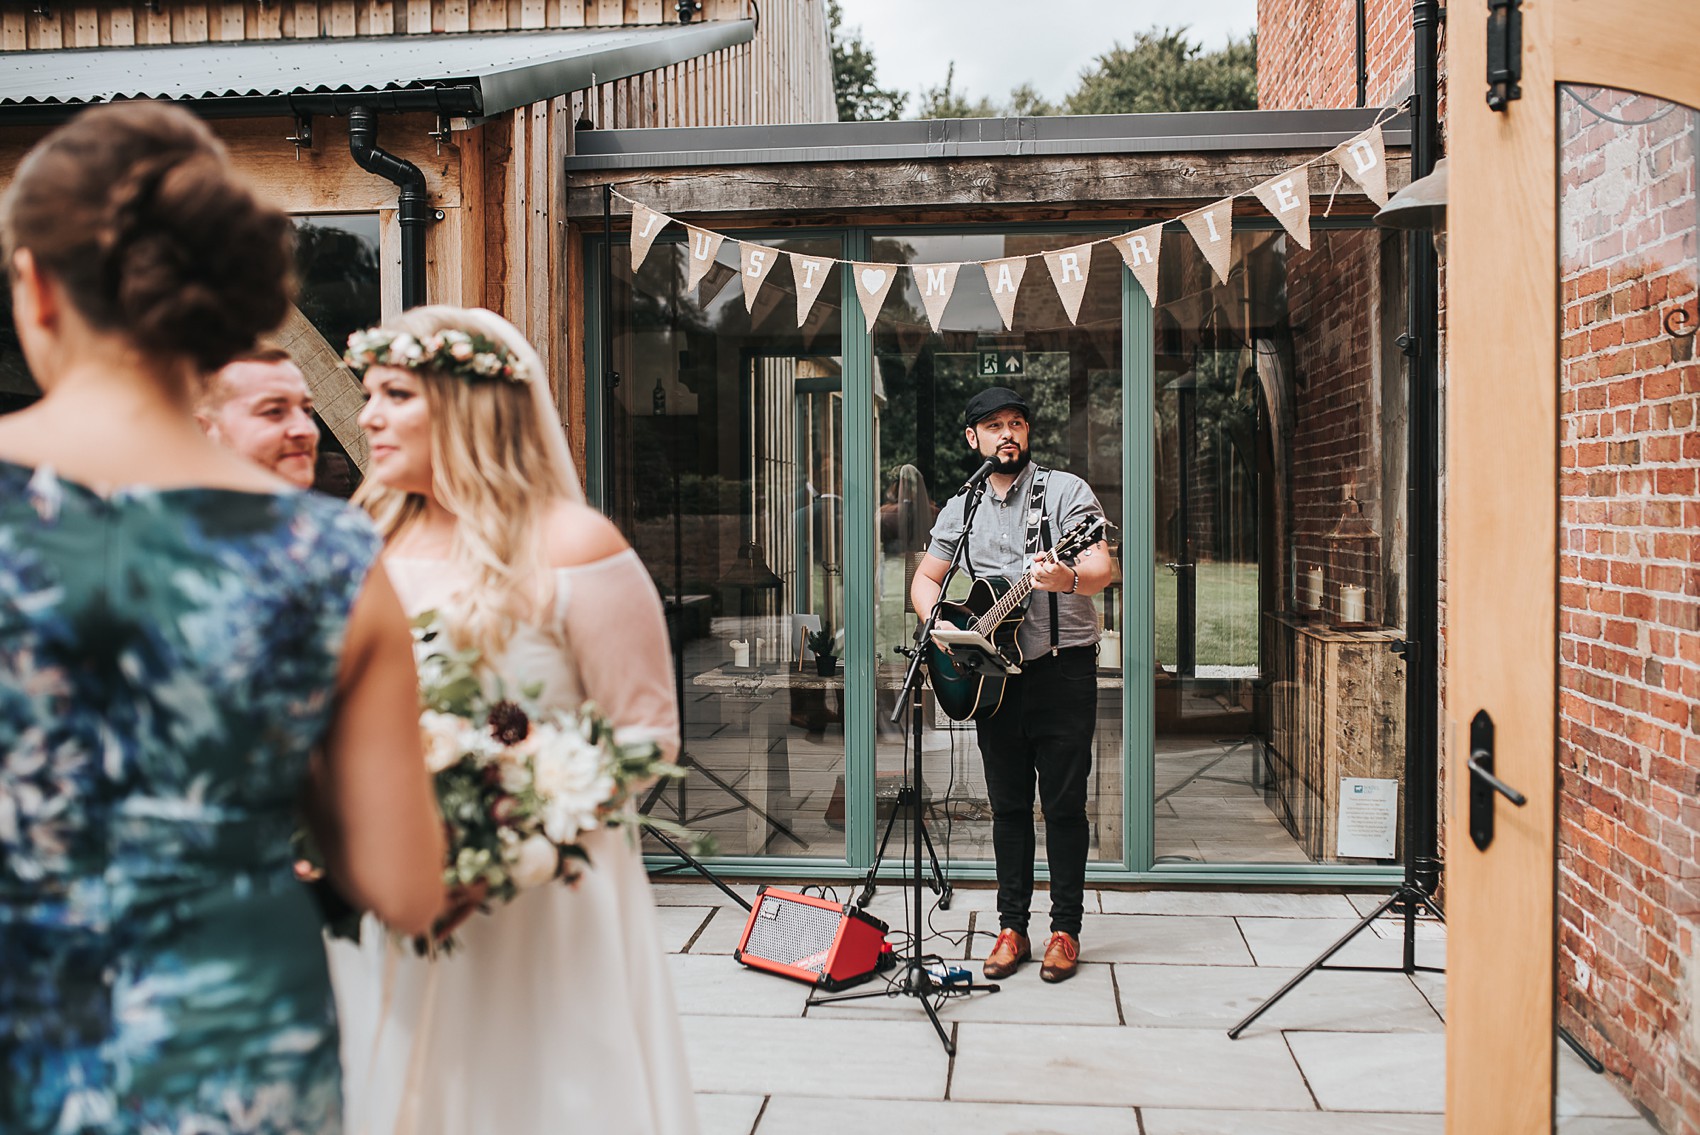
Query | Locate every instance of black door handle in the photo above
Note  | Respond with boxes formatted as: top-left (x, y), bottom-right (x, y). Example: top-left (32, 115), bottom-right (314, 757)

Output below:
top-left (1468, 710), bottom-right (1527, 851)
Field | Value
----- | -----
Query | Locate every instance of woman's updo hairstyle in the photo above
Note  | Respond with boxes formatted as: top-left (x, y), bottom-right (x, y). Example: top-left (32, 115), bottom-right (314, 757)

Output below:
top-left (0, 101), bottom-right (294, 372)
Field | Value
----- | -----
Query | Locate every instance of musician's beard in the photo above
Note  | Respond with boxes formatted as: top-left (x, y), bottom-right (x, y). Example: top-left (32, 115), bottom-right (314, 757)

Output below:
top-left (990, 444), bottom-right (1030, 477)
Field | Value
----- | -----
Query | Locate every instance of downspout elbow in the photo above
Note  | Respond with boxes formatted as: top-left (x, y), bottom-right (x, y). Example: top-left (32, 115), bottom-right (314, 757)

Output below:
top-left (348, 106), bottom-right (429, 311)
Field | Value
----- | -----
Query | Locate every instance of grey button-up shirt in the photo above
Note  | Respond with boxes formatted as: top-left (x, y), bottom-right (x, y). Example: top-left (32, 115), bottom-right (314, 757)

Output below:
top-left (925, 463), bottom-right (1105, 658)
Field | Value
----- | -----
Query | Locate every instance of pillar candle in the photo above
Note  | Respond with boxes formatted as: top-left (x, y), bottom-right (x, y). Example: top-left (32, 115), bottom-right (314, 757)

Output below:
top-left (1304, 567), bottom-right (1324, 611)
top-left (1340, 585), bottom-right (1366, 624)
top-left (731, 639), bottom-right (750, 667)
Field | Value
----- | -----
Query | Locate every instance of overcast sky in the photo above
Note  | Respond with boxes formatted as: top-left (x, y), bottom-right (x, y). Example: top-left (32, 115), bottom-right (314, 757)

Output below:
top-left (835, 0), bottom-right (1259, 112)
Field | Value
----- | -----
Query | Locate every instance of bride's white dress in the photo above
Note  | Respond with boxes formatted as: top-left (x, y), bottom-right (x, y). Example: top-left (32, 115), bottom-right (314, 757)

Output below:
top-left (328, 550), bottom-right (700, 1135)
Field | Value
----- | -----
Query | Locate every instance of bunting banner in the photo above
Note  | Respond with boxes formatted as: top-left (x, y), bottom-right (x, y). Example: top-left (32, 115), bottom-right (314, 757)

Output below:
top-left (1330, 123), bottom-right (1389, 206)
top-left (913, 262), bottom-right (961, 332)
top-left (983, 255), bottom-right (1028, 330)
top-left (740, 241), bottom-right (778, 312)
top-left (1182, 198), bottom-right (1234, 285)
top-left (684, 225), bottom-right (724, 290)
top-left (1114, 222), bottom-right (1164, 302)
top-left (605, 112), bottom-right (1401, 333)
top-left (1043, 242), bottom-right (1094, 324)
top-left (1251, 165), bottom-right (1313, 250)
top-left (630, 203), bottom-right (671, 274)
top-left (789, 252), bottom-right (834, 326)
top-left (851, 262), bottom-right (898, 332)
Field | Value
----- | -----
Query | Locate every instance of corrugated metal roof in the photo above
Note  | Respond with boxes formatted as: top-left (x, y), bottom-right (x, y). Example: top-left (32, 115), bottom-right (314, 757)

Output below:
top-left (0, 21), bottom-right (753, 119)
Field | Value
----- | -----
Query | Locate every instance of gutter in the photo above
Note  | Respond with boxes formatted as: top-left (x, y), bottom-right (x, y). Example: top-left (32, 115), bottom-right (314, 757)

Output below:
top-left (0, 86), bottom-right (485, 127)
top-left (347, 106), bottom-right (432, 311)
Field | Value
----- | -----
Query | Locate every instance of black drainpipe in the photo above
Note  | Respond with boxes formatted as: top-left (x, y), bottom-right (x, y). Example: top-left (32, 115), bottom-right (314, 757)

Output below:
top-left (1355, 0), bottom-right (1369, 107)
top-left (347, 106), bottom-right (429, 310)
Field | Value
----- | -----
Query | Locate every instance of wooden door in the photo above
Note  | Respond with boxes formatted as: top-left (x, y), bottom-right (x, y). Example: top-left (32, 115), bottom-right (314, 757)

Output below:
top-left (1446, 2), bottom-right (1700, 1131)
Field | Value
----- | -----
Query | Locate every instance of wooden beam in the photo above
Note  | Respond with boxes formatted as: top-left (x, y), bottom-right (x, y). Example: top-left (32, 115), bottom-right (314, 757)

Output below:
top-left (276, 305), bottom-right (371, 473)
top-left (564, 151), bottom-right (1411, 222)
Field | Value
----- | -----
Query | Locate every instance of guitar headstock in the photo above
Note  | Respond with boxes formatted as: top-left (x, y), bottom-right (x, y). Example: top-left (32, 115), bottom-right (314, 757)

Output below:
top-left (1053, 516), bottom-right (1110, 564)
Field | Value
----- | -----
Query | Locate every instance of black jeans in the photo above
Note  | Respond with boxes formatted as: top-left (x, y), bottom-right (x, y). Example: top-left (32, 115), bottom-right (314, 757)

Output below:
top-left (974, 644), bottom-right (1097, 938)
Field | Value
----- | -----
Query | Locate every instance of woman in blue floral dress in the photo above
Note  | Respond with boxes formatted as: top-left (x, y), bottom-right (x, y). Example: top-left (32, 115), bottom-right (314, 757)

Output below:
top-left (0, 104), bottom-right (446, 1134)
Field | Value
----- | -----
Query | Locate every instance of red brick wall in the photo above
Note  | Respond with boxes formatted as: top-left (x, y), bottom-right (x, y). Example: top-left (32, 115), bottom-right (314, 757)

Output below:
top-left (1557, 87), bottom-right (1700, 1134)
top-left (1256, 0), bottom-right (1413, 111)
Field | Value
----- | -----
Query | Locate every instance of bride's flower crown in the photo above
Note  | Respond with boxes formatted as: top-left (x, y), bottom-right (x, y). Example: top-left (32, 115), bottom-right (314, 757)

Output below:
top-left (344, 327), bottom-right (532, 385)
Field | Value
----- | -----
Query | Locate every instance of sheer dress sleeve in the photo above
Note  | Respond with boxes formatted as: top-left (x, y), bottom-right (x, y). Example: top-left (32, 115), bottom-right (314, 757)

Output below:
top-left (558, 550), bottom-right (680, 763)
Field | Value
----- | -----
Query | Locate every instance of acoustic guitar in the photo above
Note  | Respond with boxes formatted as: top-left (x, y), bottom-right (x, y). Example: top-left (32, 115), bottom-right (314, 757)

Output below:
top-left (925, 515), bottom-right (1108, 721)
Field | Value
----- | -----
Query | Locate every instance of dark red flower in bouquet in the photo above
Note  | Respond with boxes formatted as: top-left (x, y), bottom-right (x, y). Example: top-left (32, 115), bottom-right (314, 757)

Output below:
top-left (487, 700), bottom-right (530, 745)
top-left (490, 795), bottom-right (518, 825)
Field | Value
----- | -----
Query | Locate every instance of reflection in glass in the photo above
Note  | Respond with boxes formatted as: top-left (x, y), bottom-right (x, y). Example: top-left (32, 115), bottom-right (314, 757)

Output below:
top-left (606, 235), bottom-right (848, 859)
top-left (868, 230), bottom-right (1125, 867)
top-left (292, 215), bottom-right (382, 497)
top-left (1153, 225), bottom-right (1410, 866)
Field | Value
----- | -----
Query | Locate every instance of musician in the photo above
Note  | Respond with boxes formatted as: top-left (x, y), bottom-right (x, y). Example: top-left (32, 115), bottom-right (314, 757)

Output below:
top-left (910, 387), bottom-right (1112, 985)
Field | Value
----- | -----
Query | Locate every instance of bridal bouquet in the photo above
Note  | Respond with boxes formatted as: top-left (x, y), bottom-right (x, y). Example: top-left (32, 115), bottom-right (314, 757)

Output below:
top-left (300, 611), bottom-right (687, 948)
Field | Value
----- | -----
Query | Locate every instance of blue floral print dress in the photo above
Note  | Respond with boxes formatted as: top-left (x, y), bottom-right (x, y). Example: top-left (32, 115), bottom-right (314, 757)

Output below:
top-left (0, 460), bottom-right (382, 1135)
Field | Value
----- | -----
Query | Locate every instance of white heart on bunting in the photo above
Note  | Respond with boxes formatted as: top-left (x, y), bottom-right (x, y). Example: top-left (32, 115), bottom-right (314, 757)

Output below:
top-left (851, 261), bottom-right (898, 332)
top-left (740, 242), bottom-right (778, 312)
top-left (913, 262), bottom-right (961, 332)
top-left (981, 256), bottom-right (1029, 330)
top-left (683, 225), bottom-right (725, 290)
top-left (1114, 222), bottom-right (1165, 304)
top-left (1043, 242), bottom-right (1095, 325)
top-left (629, 202), bottom-right (671, 275)
top-left (1330, 124), bottom-right (1389, 206)
top-left (788, 253), bottom-right (834, 326)
top-left (1181, 198), bottom-right (1234, 285)
top-left (1251, 164), bottom-right (1313, 249)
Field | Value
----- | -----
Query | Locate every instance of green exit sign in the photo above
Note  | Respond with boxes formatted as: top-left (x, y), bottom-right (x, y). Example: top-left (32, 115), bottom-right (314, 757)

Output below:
top-left (977, 349), bottom-right (1025, 377)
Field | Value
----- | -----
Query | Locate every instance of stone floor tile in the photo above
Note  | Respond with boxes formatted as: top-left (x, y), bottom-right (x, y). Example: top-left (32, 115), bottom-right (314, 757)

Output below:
top-left (1410, 969), bottom-right (1445, 1020)
top-left (1141, 1109), bottom-right (1443, 1134)
top-left (951, 1023), bottom-right (1313, 1110)
top-left (1556, 1118), bottom-right (1662, 1134)
top-left (695, 1093), bottom-right (764, 1135)
top-left (1286, 1031), bottom-right (1445, 1113)
top-left (1558, 1048), bottom-right (1647, 1118)
top-left (656, 905), bottom-right (716, 953)
top-left (681, 1015), bottom-right (950, 1100)
top-left (1076, 913), bottom-right (1255, 965)
top-left (668, 954), bottom-right (812, 1018)
top-left (755, 1096), bottom-right (1138, 1134)
top-left (689, 904), bottom-right (757, 954)
top-left (1117, 964), bottom-right (1442, 1034)
top-left (1098, 890), bottom-right (1360, 919)
top-left (806, 960), bottom-right (1117, 1026)
top-left (653, 880), bottom-right (762, 907)
top-left (1235, 917), bottom-right (1445, 969)
top-left (1348, 892), bottom-right (1445, 920)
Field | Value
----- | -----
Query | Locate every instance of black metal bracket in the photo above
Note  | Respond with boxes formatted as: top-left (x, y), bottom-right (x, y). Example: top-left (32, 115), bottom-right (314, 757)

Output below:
top-left (285, 115), bottom-right (313, 160)
top-left (1468, 710), bottom-right (1528, 850)
top-left (1486, 0), bottom-right (1523, 112)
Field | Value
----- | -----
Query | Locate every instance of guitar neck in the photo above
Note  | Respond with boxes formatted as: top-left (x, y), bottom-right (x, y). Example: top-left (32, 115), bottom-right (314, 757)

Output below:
top-left (970, 553), bottom-right (1053, 634)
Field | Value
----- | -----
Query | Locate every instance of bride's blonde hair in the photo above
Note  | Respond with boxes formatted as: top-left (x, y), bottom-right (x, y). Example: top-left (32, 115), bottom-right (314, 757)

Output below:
top-left (353, 306), bottom-right (583, 655)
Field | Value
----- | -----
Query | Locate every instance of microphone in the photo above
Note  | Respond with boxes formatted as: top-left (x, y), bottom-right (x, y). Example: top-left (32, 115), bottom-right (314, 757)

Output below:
top-left (960, 457), bottom-right (998, 494)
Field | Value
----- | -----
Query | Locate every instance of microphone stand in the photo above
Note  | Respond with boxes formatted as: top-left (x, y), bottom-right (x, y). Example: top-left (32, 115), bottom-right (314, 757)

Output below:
top-left (809, 472), bottom-right (1001, 1054)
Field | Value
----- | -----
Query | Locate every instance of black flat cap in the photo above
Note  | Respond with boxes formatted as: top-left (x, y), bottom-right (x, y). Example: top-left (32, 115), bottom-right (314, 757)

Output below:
top-left (962, 386), bottom-right (1031, 428)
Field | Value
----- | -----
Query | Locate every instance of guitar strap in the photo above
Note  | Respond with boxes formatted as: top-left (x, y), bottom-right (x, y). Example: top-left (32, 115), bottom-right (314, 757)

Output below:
top-left (1024, 468), bottom-right (1060, 656)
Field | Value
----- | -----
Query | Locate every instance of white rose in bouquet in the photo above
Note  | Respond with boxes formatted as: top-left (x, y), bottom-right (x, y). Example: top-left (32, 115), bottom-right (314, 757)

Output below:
top-left (421, 710), bottom-right (472, 773)
top-left (531, 720), bottom-right (615, 846)
top-left (505, 833), bottom-right (561, 890)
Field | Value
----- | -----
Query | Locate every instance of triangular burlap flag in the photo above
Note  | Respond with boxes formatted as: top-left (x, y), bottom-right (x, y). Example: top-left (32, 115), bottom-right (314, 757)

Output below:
top-left (851, 262), bottom-right (898, 332)
top-left (697, 261), bottom-right (737, 308)
top-left (789, 253), bottom-right (834, 326)
top-left (1251, 165), bottom-right (1313, 250)
top-left (630, 203), bottom-right (671, 274)
top-left (1182, 199), bottom-right (1234, 284)
top-left (982, 256), bottom-right (1028, 331)
top-left (1114, 223), bottom-right (1164, 303)
top-left (740, 242), bottom-right (779, 312)
top-left (1043, 243), bottom-right (1094, 325)
top-left (1331, 124), bottom-right (1389, 206)
top-left (913, 262), bottom-right (961, 332)
top-left (683, 225), bottom-right (724, 290)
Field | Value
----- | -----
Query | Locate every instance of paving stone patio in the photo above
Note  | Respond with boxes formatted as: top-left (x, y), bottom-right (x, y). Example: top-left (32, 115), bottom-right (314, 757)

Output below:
top-left (652, 881), bottom-right (1659, 1135)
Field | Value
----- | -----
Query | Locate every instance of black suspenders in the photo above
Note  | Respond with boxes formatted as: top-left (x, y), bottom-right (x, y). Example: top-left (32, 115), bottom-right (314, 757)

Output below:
top-left (1023, 469), bottom-right (1060, 656)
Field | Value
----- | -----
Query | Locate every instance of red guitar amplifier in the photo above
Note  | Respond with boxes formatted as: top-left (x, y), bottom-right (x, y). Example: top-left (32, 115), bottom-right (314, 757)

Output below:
top-left (733, 887), bottom-right (891, 991)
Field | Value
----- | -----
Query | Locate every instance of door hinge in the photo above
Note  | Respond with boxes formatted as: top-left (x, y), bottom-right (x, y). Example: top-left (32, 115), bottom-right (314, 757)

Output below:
top-left (1486, 0), bottom-right (1523, 112)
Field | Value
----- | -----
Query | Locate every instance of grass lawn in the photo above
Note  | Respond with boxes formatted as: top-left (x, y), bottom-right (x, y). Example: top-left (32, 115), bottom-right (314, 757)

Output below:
top-left (1155, 559), bottom-right (1260, 669)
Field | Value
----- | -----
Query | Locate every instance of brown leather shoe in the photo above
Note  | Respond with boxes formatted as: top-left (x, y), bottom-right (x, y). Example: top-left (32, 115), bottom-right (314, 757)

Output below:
top-left (982, 928), bottom-right (1030, 979)
top-left (1040, 932), bottom-right (1080, 983)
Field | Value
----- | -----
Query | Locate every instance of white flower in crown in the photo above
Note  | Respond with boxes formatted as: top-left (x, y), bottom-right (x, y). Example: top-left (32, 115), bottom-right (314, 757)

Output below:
top-left (471, 353), bottom-right (502, 377)
top-left (391, 334), bottom-right (424, 364)
top-left (530, 720), bottom-right (614, 845)
top-left (449, 340), bottom-right (475, 362)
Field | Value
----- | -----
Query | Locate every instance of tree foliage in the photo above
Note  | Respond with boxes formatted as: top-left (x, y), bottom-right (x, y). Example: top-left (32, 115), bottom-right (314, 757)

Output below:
top-left (1065, 27), bottom-right (1258, 116)
top-left (829, 0), bottom-right (907, 122)
top-left (916, 63), bottom-right (1000, 120)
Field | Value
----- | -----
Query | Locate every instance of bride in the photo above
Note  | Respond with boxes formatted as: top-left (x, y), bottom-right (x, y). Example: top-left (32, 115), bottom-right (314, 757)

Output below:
top-left (328, 306), bottom-right (699, 1135)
